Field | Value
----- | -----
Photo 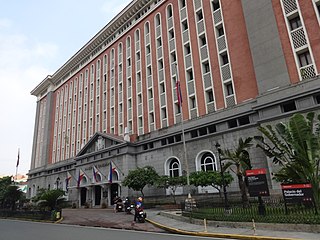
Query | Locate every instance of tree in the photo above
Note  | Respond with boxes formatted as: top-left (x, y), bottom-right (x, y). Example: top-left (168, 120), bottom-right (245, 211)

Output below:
top-left (122, 166), bottom-right (159, 197)
top-left (220, 137), bottom-right (253, 207)
top-left (255, 112), bottom-right (320, 210)
top-left (33, 189), bottom-right (66, 210)
top-left (189, 170), bottom-right (233, 196)
top-left (0, 176), bottom-right (24, 210)
top-left (156, 175), bottom-right (187, 204)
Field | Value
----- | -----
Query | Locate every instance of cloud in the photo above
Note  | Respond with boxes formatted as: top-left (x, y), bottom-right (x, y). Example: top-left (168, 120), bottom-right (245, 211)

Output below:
top-left (0, 18), bottom-right (12, 28)
top-left (0, 25), bottom-right (58, 175)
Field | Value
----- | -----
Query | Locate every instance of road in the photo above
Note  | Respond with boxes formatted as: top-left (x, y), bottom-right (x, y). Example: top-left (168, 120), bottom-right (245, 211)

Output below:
top-left (0, 219), bottom-right (232, 240)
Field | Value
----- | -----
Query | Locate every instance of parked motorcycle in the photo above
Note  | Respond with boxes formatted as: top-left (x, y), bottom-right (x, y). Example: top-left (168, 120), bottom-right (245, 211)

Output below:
top-left (114, 197), bottom-right (123, 212)
top-left (135, 206), bottom-right (146, 223)
top-left (124, 198), bottom-right (134, 214)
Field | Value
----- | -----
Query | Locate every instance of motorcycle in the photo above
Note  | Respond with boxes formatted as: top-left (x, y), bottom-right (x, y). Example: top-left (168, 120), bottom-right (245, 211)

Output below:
top-left (124, 198), bottom-right (134, 214)
top-left (135, 206), bottom-right (146, 223)
top-left (114, 197), bottom-right (124, 212)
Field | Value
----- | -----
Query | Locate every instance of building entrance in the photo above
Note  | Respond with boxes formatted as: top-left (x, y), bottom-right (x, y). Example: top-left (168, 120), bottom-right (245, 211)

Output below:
top-left (110, 183), bottom-right (119, 205)
top-left (94, 185), bottom-right (102, 206)
top-left (80, 188), bottom-right (87, 206)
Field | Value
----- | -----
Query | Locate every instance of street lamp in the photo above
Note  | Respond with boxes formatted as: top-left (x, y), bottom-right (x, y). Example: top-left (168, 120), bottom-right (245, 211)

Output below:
top-left (215, 142), bottom-right (230, 211)
top-left (56, 177), bottom-right (60, 190)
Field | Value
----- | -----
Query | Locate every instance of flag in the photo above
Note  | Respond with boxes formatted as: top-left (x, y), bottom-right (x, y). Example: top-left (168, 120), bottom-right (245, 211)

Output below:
top-left (77, 169), bottom-right (85, 187)
top-left (16, 149), bottom-right (20, 167)
top-left (108, 162), bottom-right (115, 183)
top-left (176, 78), bottom-right (182, 107)
top-left (66, 171), bottom-right (72, 192)
top-left (92, 165), bottom-right (100, 182)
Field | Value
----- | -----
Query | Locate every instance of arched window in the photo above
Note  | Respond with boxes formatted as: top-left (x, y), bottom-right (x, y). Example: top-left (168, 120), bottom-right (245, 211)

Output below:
top-left (200, 152), bottom-right (216, 171)
top-left (169, 158), bottom-right (180, 177)
top-left (145, 22), bottom-right (150, 34)
top-left (196, 151), bottom-right (217, 172)
top-left (167, 5), bottom-right (173, 18)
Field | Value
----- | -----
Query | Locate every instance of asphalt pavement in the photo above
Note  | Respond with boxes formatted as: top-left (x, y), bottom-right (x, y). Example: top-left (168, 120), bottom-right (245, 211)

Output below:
top-left (59, 208), bottom-right (320, 240)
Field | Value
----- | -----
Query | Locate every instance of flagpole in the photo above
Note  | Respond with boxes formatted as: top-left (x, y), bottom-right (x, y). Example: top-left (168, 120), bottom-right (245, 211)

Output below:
top-left (174, 63), bottom-right (190, 186)
top-left (15, 148), bottom-right (20, 184)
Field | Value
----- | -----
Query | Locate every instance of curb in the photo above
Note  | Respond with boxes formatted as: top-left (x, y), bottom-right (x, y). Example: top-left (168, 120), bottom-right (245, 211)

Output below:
top-left (146, 218), bottom-right (300, 240)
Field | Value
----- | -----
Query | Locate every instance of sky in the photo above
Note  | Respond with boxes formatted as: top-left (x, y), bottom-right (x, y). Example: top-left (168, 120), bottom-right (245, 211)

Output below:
top-left (0, 0), bottom-right (131, 176)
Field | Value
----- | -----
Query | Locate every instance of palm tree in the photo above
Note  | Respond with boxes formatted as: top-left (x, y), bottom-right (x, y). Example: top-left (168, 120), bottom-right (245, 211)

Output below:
top-left (220, 137), bottom-right (253, 207)
top-left (255, 112), bottom-right (320, 211)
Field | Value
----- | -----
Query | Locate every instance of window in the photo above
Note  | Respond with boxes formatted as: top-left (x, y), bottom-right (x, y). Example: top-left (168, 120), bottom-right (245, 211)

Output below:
top-left (161, 138), bottom-right (167, 146)
top-left (160, 83), bottom-right (165, 93)
top-left (228, 119), bottom-right (238, 128)
top-left (155, 14), bottom-right (161, 26)
top-left (199, 34), bottom-right (207, 46)
top-left (238, 116), bottom-right (250, 126)
top-left (148, 89), bottom-right (153, 98)
top-left (138, 117), bottom-right (143, 127)
top-left (138, 94), bottom-right (142, 104)
top-left (196, 10), bottom-right (203, 21)
top-left (200, 152), bottom-right (216, 171)
top-left (162, 107), bottom-right (167, 119)
top-left (189, 96), bottom-right (196, 108)
top-left (169, 159), bottom-right (180, 177)
top-left (315, 95), bottom-right (320, 105)
top-left (167, 5), bottom-right (173, 18)
top-left (136, 52), bottom-right (141, 61)
top-left (158, 59), bottom-right (164, 69)
top-left (149, 112), bottom-right (154, 123)
top-left (175, 103), bottom-right (181, 114)
top-left (157, 38), bottom-right (162, 48)
top-left (187, 69), bottom-right (193, 81)
top-left (221, 52), bottom-right (229, 65)
top-left (182, 20), bottom-right (188, 31)
top-left (190, 130), bottom-right (198, 138)
top-left (180, 0), bottom-right (186, 8)
top-left (184, 44), bottom-right (191, 54)
top-left (169, 29), bottom-right (174, 39)
top-left (146, 45), bottom-right (151, 54)
top-left (199, 127), bottom-right (207, 136)
top-left (175, 134), bottom-right (181, 142)
top-left (217, 26), bottom-right (224, 37)
top-left (298, 51), bottom-right (312, 67)
top-left (147, 66), bottom-right (152, 76)
top-left (289, 16), bottom-right (302, 31)
top-left (212, 0), bottom-right (220, 11)
top-left (208, 124), bottom-right (216, 133)
top-left (168, 136), bottom-right (174, 144)
top-left (171, 52), bottom-right (177, 62)
top-left (203, 62), bottom-right (210, 73)
top-left (282, 101), bottom-right (296, 113)
top-left (206, 90), bottom-right (214, 102)
top-left (145, 22), bottom-right (150, 34)
top-left (225, 83), bottom-right (234, 96)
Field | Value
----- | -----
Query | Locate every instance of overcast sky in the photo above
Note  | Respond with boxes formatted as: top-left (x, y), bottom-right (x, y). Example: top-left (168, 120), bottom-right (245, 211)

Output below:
top-left (0, 0), bottom-right (131, 176)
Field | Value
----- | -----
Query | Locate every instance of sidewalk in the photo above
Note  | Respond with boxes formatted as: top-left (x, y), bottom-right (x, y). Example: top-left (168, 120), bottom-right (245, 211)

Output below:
top-left (145, 210), bottom-right (320, 240)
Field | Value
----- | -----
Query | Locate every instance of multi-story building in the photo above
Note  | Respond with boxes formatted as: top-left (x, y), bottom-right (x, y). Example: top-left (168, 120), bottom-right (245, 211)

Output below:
top-left (28, 0), bottom-right (320, 207)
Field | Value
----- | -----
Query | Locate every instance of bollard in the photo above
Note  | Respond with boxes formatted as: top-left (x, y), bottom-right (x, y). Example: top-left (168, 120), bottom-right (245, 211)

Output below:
top-left (204, 218), bottom-right (207, 232)
top-left (252, 218), bottom-right (256, 235)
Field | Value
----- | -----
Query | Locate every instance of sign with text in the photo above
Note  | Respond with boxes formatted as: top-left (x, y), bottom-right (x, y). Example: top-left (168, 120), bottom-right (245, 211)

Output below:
top-left (281, 184), bottom-right (313, 204)
top-left (246, 168), bottom-right (270, 197)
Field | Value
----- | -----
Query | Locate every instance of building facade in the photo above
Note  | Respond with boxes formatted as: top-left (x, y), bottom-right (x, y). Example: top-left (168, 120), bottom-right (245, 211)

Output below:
top-left (28, 0), bottom-right (320, 207)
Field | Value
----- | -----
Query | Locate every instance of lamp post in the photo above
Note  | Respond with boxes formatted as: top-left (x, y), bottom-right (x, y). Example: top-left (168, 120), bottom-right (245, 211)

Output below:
top-left (56, 177), bottom-right (60, 190)
top-left (215, 142), bottom-right (230, 211)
